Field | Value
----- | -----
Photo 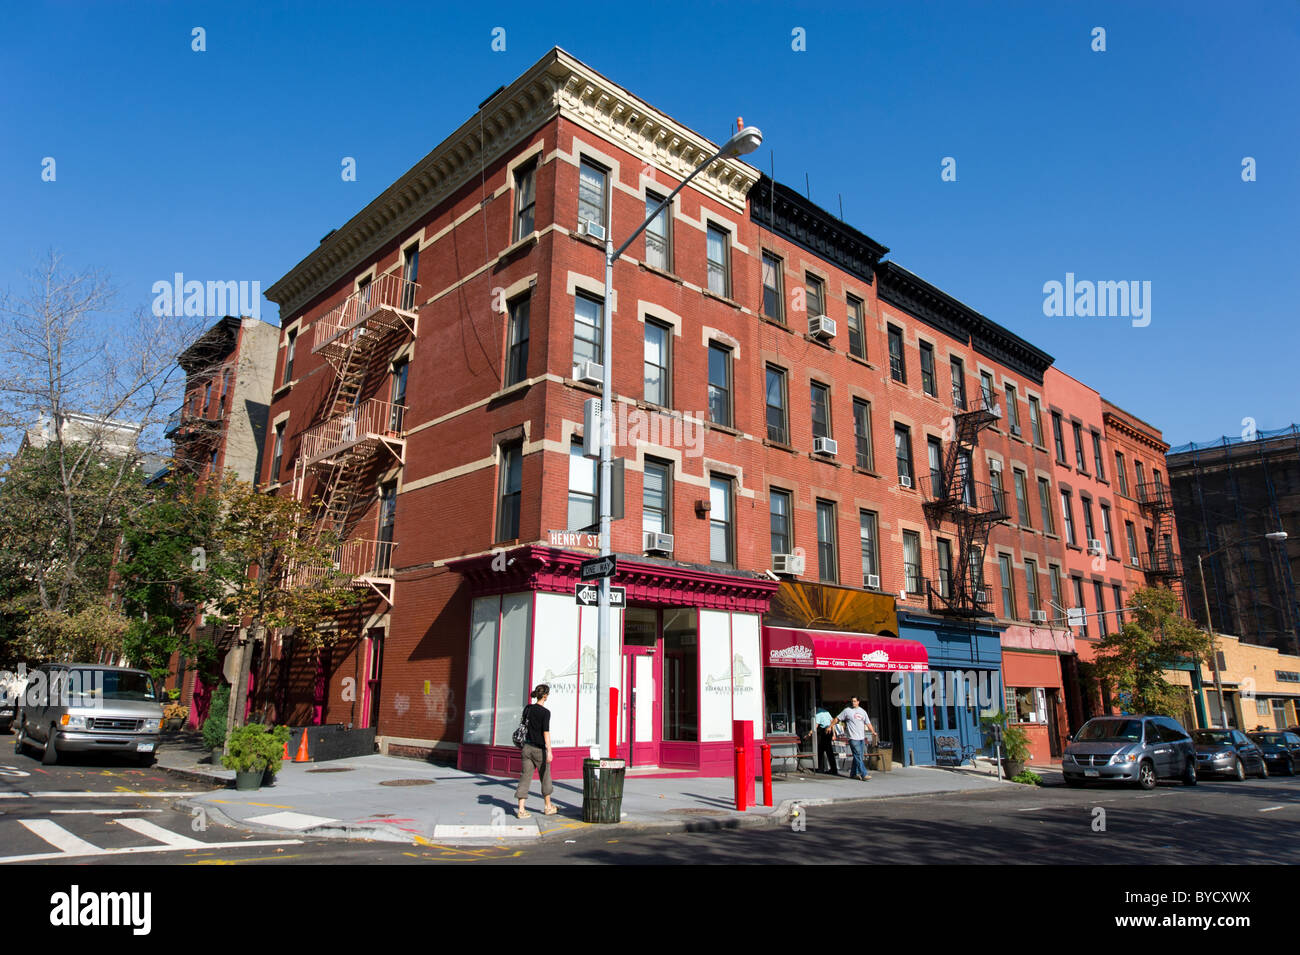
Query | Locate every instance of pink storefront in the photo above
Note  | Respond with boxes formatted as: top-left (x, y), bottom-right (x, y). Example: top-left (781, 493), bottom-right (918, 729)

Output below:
top-left (1001, 624), bottom-right (1076, 763)
top-left (450, 547), bottom-right (779, 779)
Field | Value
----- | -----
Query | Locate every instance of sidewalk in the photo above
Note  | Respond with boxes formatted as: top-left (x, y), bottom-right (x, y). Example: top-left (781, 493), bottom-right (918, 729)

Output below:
top-left (155, 735), bottom-right (1022, 845)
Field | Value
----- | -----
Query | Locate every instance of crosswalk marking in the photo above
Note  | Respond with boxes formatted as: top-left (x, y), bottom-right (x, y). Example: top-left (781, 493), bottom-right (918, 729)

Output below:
top-left (50, 808), bottom-right (162, 815)
top-left (0, 790), bottom-right (195, 800)
top-left (114, 817), bottom-right (206, 847)
top-left (19, 819), bottom-right (100, 855)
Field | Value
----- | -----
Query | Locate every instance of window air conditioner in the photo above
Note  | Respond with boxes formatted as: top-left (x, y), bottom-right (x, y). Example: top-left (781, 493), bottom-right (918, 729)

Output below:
top-left (580, 222), bottom-right (606, 241)
top-left (899, 474), bottom-right (913, 488)
top-left (813, 436), bottom-right (838, 456)
top-left (574, 361), bottom-right (604, 385)
top-left (1030, 610), bottom-right (1048, 624)
top-left (808, 315), bottom-right (836, 340)
top-left (772, 553), bottom-right (805, 576)
top-left (865, 574), bottom-right (881, 590)
top-left (644, 532), bottom-right (674, 554)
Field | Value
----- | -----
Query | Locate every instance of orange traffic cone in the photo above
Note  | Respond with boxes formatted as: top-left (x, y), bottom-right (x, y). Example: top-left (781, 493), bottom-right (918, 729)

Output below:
top-left (294, 730), bottom-right (310, 763)
top-left (283, 739), bottom-right (290, 760)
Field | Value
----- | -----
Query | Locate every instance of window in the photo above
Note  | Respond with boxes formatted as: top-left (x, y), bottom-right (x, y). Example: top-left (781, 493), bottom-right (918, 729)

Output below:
top-left (958, 450), bottom-right (975, 505)
top-left (1072, 576), bottom-right (1088, 637)
top-left (810, 382), bottom-right (831, 442)
top-left (283, 330), bottom-right (296, 384)
top-left (573, 293), bottom-right (603, 369)
top-left (1113, 584), bottom-right (1124, 626)
top-left (203, 381), bottom-right (212, 416)
top-left (1073, 422), bottom-right (1088, 471)
top-left (1092, 432), bottom-right (1106, 479)
top-left (644, 320), bottom-right (670, 406)
top-left (1052, 412), bottom-right (1067, 463)
top-left (1013, 469), bottom-right (1031, 527)
top-left (1125, 521), bottom-right (1139, 565)
top-left (644, 190), bottom-right (670, 270)
top-left (1081, 495), bottom-right (1096, 544)
top-left (765, 365), bottom-right (788, 444)
top-left (377, 482), bottom-right (397, 572)
top-left (853, 399), bottom-right (873, 470)
top-left (1094, 581), bottom-right (1107, 634)
top-left (1061, 489), bottom-right (1076, 545)
top-left (816, 500), bottom-right (838, 584)
top-left (643, 458), bottom-right (670, 535)
top-left (663, 608), bottom-right (700, 742)
top-left (1049, 565), bottom-right (1064, 617)
top-left (1025, 559), bottom-right (1041, 615)
top-left (505, 296), bottom-right (530, 387)
top-left (578, 159), bottom-right (607, 233)
top-left (496, 441), bottom-right (522, 541)
top-left (888, 325), bottom-right (906, 382)
top-left (968, 545), bottom-right (985, 594)
top-left (210, 447), bottom-right (218, 474)
top-left (270, 423), bottom-right (284, 482)
top-left (514, 161), bottom-right (537, 241)
top-left (390, 358), bottom-right (408, 431)
top-left (990, 464), bottom-right (1006, 516)
top-left (950, 357), bottom-right (966, 409)
top-left (936, 538), bottom-right (953, 598)
top-left (1028, 396), bottom-right (1044, 446)
top-left (846, 294), bottom-right (865, 358)
top-left (999, 553), bottom-right (1017, 620)
top-left (805, 274), bottom-right (826, 320)
top-left (1134, 461), bottom-right (1146, 499)
top-left (927, 437), bottom-right (944, 497)
top-left (919, 342), bottom-right (937, 396)
top-left (709, 475), bottom-right (733, 565)
top-left (895, 425), bottom-right (913, 484)
top-left (980, 372), bottom-right (995, 412)
top-left (1005, 385), bottom-right (1021, 435)
top-left (220, 369), bottom-right (231, 417)
top-left (860, 511), bottom-right (878, 583)
top-left (903, 531), bottom-right (922, 594)
top-left (402, 243), bottom-right (420, 311)
top-left (770, 488), bottom-right (792, 556)
top-left (1101, 503), bottom-right (1115, 556)
top-left (1115, 452), bottom-right (1129, 496)
top-left (761, 252), bottom-right (784, 322)
top-left (706, 224), bottom-right (730, 297)
top-left (568, 439), bottom-right (600, 531)
top-left (707, 343), bottom-right (732, 426)
top-left (1038, 477), bottom-right (1055, 533)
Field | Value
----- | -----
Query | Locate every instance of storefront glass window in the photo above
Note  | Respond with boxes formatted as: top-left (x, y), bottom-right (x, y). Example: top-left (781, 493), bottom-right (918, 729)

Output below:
top-left (663, 608), bottom-right (699, 741)
top-left (494, 593), bottom-right (532, 743)
top-left (464, 596), bottom-right (500, 744)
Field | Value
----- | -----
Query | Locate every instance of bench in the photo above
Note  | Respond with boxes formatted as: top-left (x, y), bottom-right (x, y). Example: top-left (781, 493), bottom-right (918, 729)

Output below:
top-left (934, 735), bottom-right (978, 767)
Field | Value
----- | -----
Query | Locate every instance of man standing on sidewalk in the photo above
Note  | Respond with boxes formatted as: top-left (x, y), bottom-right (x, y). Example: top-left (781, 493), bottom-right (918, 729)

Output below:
top-left (831, 697), bottom-right (874, 780)
top-left (806, 704), bottom-right (838, 775)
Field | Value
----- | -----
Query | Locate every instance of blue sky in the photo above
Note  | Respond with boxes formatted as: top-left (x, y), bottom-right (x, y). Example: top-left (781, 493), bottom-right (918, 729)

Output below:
top-left (2, 1), bottom-right (1295, 445)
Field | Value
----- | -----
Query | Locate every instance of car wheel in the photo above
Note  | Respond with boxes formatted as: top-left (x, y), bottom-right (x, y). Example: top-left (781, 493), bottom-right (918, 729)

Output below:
top-left (14, 723), bottom-right (29, 757)
top-left (1064, 775), bottom-right (1085, 788)
top-left (1137, 760), bottom-right (1157, 790)
top-left (1290, 757), bottom-right (1298, 777)
top-left (41, 726), bottom-right (58, 765)
top-left (1233, 757), bottom-right (1246, 781)
top-left (1182, 758), bottom-right (1198, 786)
top-left (1258, 759), bottom-right (1269, 779)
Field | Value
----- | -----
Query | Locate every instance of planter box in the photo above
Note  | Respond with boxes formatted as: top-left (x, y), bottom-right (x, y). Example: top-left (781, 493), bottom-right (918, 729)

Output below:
top-left (288, 724), bottom-right (376, 762)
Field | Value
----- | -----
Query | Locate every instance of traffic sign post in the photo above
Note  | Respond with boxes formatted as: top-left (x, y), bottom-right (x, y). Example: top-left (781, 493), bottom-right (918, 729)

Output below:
top-left (576, 584), bottom-right (624, 608)
top-left (580, 556), bottom-right (617, 581)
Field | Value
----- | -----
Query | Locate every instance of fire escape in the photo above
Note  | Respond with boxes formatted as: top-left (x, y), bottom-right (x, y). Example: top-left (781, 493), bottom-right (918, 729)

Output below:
top-left (290, 272), bottom-right (417, 607)
top-left (922, 389), bottom-right (1008, 617)
top-left (165, 358), bottom-right (236, 474)
top-left (1137, 478), bottom-right (1182, 595)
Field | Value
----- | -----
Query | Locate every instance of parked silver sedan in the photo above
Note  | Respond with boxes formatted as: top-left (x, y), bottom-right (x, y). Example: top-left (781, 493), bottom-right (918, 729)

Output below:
top-left (1192, 729), bottom-right (1268, 780)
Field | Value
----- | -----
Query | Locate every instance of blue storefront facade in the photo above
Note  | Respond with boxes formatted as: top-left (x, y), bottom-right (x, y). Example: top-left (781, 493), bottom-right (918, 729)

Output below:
top-left (896, 612), bottom-right (1004, 765)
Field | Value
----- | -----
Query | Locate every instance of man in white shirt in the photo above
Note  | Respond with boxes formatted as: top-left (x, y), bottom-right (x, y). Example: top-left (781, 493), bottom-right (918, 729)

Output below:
top-left (831, 697), bottom-right (875, 780)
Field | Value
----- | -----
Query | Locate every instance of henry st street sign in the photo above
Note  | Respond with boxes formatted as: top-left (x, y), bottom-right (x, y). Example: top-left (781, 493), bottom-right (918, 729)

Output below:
top-left (579, 556), bottom-right (617, 581)
top-left (576, 584), bottom-right (625, 607)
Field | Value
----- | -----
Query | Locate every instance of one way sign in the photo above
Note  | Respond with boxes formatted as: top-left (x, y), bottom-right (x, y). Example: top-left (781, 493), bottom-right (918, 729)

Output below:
top-left (575, 584), bottom-right (625, 607)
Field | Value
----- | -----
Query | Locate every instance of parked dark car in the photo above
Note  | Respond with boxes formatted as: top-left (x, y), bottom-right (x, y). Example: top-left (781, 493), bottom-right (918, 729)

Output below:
top-left (1062, 715), bottom-right (1197, 790)
top-left (1192, 729), bottom-right (1268, 780)
top-left (1247, 731), bottom-right (1300, 776)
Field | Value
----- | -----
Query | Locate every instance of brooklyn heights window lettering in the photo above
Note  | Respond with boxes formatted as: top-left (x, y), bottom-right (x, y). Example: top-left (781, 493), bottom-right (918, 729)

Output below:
top-left (1041, 273), bottom-right (1150, 328)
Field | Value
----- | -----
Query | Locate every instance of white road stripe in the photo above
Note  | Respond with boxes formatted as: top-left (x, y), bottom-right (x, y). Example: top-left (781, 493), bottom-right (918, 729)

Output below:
top-left (1015, 807), bottom-right (1046, 812)
top-left (0, 790), bottom-right (196, 800)
top-left (50, 808), bottom-right (163, 815)
top-left (114, 817), bottom-right (207, 848)
top-left (1259, 806), bottom-right (1286, 812)
top-left (0, 838), bottom-right (301, 864)
top-left (19, 819), bottom-right (101, 855)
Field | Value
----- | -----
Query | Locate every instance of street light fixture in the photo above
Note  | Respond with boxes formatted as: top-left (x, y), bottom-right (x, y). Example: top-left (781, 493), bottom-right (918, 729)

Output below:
top-left (1198, 530), bottom-right (1287, 728)
top-left (593, 123), bottom-right (763, 758)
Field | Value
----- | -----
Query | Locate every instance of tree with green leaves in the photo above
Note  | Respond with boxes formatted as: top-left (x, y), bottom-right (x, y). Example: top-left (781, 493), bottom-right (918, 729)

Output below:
top-left (1091, 587), bottom-right (1213, 718)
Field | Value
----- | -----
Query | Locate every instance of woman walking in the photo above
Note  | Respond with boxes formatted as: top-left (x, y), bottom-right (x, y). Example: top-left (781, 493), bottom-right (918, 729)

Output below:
top-left (515, 684), bottom-right (557, 818)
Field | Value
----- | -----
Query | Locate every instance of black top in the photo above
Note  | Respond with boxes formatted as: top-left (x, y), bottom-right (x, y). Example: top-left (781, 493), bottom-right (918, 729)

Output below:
top-left (522, 703), bottom-right (550, 748)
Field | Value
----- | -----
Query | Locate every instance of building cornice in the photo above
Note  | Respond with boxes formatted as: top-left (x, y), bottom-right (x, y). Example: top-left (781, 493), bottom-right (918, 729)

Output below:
top-left (1102, 409), bottom-right (1168, 454)
top-left (749, 176), bottom-right (888, 286)
top-left (266, 47), bottom-right (760, 321)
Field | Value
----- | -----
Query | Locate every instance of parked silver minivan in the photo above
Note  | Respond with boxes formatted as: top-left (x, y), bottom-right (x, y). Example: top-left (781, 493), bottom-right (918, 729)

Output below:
top-left (1062, 715), bottom-right (1197, 789)
top-left (14, 664), bottom-right (163, 766)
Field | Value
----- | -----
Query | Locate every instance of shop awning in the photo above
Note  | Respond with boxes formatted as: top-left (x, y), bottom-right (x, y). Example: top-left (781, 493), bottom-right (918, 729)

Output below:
top-left (763, 626), bottom-right (928, 672)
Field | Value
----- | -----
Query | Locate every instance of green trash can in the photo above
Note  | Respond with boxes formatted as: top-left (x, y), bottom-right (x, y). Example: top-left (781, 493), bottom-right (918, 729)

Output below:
top-left (582, 757), bottom-right (626, 824)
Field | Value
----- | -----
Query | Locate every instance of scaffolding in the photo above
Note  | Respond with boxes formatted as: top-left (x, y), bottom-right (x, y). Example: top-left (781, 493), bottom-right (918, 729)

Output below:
top-left (1167, 424), bottom-right (1300, 654)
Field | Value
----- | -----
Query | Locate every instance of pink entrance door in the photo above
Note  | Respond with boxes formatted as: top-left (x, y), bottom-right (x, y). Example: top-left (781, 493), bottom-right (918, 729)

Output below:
top-left (622, 647), bottom-right (659, 768)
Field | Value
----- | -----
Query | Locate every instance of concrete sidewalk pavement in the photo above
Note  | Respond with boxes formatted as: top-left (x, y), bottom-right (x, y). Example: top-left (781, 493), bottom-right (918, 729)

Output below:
top-left (155, 735), bottom-right (1019, 845)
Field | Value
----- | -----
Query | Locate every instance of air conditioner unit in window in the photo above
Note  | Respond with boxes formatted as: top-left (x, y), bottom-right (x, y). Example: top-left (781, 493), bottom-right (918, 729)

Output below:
top-left (1087, 539), bottom-right (1104, 555)
top-left (1131, 556), bottom-right (1140, 567)
top-left (808, 315), bottom-right (836, 340)
top-left (579, 221), bottom-right (606, 241)
top-left (813, 436), bottom-right (838, 456)
top-left (644, 531), bottom-right (674, 554)
top-left (899, 474), bottom-right (913, 488)
top-left (1030, 610), bottom-right (1048, 624)
top-left (973, 588), bottom-right (990, 604)
top-left (772, 553), bottom-right (805, 576)
top-left (1009, 423), bottom-right (1021, 438)
top-left (574, 361), bottom-right (604, 385)
top-left (865, 573), bottom-right (881, 590)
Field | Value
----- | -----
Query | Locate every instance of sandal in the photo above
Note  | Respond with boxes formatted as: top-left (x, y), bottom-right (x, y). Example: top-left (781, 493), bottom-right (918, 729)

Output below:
top-left (543, 805), bottom-right (559, 815)
top-left (515, 808), bottom-right (532, 818)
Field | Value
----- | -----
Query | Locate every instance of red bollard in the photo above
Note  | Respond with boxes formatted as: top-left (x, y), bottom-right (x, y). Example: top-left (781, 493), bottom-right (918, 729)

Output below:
top-left (760, 743), bottom-right (773, 806)
top-left (609, 687), bottom-right (619, 759)
top-left (734, 746), bottom-right (748, 811)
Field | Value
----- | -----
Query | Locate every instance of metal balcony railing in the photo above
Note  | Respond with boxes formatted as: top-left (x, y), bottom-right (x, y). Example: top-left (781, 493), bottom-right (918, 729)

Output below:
top-left (299, 398), bottom-right (406, 466)
top-left (1140, 550), bottom-right (1182, 577)
top-left (311, 273), bottom-right (420, 357)
top-left (925, 577), bottom-right (994, 617)
top-left (923, 478), bottom-right (1009, 522)
top-left (1136, 481), bottom-right (1173, 509)
top-left (291, 538), bottom-right (397, 589)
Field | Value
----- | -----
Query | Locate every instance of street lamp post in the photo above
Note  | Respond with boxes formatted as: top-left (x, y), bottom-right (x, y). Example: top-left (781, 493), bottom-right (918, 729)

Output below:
top-left (593, 123), bottom-right (763, 757)
top-left (1197, 530), bottom-right (1287, 728)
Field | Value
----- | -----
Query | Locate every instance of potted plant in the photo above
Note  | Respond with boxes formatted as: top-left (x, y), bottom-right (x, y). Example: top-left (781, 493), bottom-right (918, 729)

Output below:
top-left (222, 723), bottom-right (292, 791)
top-left (1000, 724), bottom-right (1031, 778)
top-left (202, 684), bottom-right (229, 765)
top-left (162, 701), bottom-right (188, 732)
